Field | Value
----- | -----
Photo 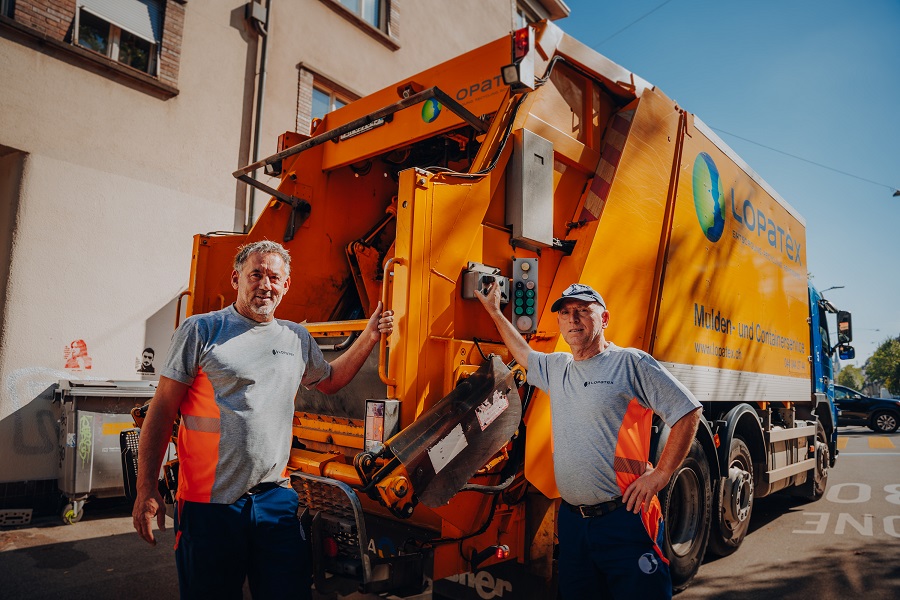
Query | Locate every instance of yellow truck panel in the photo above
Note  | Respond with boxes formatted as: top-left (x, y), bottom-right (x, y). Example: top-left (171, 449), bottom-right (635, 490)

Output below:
top-left (654, 118), bottom-right (811, 394)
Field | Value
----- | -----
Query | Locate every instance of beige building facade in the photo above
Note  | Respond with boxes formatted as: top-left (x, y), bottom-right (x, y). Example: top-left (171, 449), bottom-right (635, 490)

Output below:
top-left (0, 0), bottom-right (568, 510)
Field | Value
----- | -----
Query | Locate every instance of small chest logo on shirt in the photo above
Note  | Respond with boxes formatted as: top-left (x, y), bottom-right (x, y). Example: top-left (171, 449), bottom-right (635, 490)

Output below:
top-left (584, 380), bottom-right (614, 387)
top-left (272, 349), bottom-right (295, 357)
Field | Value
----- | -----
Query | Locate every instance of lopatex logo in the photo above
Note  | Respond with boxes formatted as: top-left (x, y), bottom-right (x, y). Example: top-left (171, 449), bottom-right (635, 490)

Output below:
top-left (691, 152), bottom-right (726, 242)
top-left (272, 349), bottom-right (295, 357)
top-left (638, 552), bottom-right (660, 574)
top-left (584, 380), bottom-right (614, 387)
top-left (691, 152), bottom-right (802, 266)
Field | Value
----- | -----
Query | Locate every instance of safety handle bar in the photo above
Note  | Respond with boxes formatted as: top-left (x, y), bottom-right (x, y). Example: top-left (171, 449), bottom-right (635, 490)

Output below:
top-left (175, 291), bottom-right (192, 329)
top-left (379, 257), bottom-right (404, 386)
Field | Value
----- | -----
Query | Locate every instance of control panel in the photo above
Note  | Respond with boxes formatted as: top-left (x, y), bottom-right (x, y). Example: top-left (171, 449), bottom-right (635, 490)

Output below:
top-left (511, 257), bottom-right (538, 334)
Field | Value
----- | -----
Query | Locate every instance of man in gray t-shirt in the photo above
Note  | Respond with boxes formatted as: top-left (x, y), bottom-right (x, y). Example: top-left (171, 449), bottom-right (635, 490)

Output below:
top-left (132, 240), bottom-right (394, 599)
top-left (478, 282), bottom-right (700, 599)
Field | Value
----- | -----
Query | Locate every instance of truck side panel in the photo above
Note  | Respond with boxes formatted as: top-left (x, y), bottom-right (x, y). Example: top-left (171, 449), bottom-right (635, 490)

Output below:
top-left (652, 117), bottom-right (811, 403)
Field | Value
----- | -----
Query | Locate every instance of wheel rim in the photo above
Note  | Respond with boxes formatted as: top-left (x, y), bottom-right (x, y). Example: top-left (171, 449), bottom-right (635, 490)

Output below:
top-left (723, 464), bottom-right (752, 527)
top-left (815, 437), bottom-right (829, 490)
top-left (668, 466), bottom-right (701, 557)
top-left (876, 413), bottom-right (897, 432)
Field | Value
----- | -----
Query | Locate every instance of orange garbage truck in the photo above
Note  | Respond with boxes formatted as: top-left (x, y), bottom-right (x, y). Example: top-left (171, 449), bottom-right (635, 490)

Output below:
top-left (178, 20), bottom-right (854, 596)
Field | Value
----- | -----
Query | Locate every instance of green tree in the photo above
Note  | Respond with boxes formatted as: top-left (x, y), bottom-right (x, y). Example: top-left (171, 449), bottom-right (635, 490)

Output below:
top-left (864, 336), bottom-right (900, 395)
top-left (836, 364), bottom-right (864, 390)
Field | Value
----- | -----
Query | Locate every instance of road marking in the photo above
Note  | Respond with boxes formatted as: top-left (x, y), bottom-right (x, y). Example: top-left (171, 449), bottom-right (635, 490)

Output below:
top-left (836, 452), bottom-right (899, 456)
top-left (869, 437), bottom-right (896, 449)
top-left (837, 437), bottom-right (849, 449)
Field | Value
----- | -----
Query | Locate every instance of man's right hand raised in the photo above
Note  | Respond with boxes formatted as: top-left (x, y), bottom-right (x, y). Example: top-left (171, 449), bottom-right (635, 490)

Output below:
top-left (474, 279), bottom-right (531, 370)
top-left (476, 280), bottom-right (503, 315)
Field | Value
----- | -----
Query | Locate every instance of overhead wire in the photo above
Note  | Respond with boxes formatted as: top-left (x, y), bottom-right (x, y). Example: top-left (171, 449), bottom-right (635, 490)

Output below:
top-left (711, 127), bottom-right (898, 193)
top-left (588, 0), bottom-right (677, 49)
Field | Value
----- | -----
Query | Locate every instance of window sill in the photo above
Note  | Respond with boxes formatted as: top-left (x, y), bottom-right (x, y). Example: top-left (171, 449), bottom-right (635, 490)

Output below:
top-left (0, 15), bottom-right (179, 99)
top-left (319, 0), bottom-right (400, 51)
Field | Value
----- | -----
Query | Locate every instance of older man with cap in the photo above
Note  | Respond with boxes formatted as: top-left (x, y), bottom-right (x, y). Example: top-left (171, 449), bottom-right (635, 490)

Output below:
top-left (477, 281), bottom-right (701, 599)
top-left (133, 240), bottom-right (394, 600)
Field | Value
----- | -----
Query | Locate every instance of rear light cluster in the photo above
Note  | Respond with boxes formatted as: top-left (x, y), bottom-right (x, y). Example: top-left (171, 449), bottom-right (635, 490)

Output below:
top-left (513, 27), bottom-right (530, 60)
top-left (323, 536), bottom-right (339, 558)
top-left (501, 27), bottom-right (535, 91)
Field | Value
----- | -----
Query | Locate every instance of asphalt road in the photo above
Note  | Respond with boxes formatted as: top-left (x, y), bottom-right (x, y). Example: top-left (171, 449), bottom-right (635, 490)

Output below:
top-left (681, 426), bottom-right (900, 600)
top-left (1, 426), bottom-right (897, 599)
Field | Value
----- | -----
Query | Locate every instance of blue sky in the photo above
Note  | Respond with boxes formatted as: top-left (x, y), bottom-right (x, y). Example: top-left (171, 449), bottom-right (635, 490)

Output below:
top-left (557, 0), bottom-right (900, 369)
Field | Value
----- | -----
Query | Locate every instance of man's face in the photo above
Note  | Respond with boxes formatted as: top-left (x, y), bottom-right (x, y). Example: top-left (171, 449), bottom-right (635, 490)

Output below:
top-left (556, 299), bottom-right (608, 349)
top-left (232, 252), bottom-right (291, 322)
top-left (141, 352), bottom-right (154, 366)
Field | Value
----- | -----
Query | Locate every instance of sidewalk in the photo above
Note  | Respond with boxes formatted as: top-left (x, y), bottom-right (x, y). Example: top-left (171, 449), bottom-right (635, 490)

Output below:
top-left (0, 498), bottom-right (180, 600)
top-left (0, 499), bottom-right (401, 600)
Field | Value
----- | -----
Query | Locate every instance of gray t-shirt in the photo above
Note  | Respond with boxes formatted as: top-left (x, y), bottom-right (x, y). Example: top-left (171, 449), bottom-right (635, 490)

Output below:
top-left (528, 343), bottom-right (700, 506)
top-left (162, 304), bottom-right (331, 504)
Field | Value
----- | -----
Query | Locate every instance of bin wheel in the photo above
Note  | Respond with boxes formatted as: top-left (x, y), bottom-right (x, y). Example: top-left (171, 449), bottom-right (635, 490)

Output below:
top-left (62, 503), bottom-right (83, 524)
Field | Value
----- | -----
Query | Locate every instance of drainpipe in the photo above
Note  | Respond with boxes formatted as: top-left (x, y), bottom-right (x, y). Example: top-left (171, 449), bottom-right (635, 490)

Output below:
top-left (246, 0), bottom-right (272, 232)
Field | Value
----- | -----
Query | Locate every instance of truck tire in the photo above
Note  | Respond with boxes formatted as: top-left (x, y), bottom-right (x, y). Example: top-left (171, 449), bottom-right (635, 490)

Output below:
top-left (707, 437), bottom-right (753, 556)
top-left (870, 410), bottom-right (899, 434)
top-left (658, 438), bottom-right (711, 592)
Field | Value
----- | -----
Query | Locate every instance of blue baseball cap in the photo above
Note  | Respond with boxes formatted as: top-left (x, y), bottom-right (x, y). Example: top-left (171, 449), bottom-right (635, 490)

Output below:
top-left (550, 283), bottom-right (606, 312)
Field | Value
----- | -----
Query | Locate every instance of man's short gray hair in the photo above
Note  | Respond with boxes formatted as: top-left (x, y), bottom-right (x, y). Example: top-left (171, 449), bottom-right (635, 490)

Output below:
top-left (234, 240), bottom-right (291, 276)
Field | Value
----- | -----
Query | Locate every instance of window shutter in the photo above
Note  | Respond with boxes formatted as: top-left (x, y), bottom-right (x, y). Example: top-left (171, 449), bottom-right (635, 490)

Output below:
top-left (80, 0), bottom-right (163, 42)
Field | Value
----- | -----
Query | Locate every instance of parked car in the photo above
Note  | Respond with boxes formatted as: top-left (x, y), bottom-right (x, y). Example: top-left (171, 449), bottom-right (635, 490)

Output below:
top-left (834, 385), bottom-right (900, 433)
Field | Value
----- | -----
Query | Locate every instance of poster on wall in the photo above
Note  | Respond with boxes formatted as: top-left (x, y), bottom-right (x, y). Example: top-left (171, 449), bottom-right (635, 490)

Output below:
top-left (136, 347), bottom-right (156, 374)
top-left (63, 339), bottom-right (92, 371)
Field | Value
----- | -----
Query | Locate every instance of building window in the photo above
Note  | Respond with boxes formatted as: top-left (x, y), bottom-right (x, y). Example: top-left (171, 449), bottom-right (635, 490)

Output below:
top-left (297, 66), bottom-right (359, 135)
top-left (75, 1), bottom-right (163, 75)
top-left (320, 0), bottom-right (398, 47)
top-left (338, 0), bottom-right (383, 31)
top-left (312, 87), bottom-right (349, 123)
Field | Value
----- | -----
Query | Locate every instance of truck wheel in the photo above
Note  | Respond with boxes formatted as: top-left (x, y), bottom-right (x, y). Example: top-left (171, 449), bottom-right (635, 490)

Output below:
top-left (870, 411), bottom-right (899, 434)
top-left (658, 438), bottom-right (711, 592)
top-left (707, 437), bottom-right (753, 556)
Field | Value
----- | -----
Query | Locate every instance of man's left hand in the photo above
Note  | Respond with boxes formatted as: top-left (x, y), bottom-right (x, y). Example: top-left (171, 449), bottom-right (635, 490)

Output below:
top-left (622, 463), bottom-right (670, 514)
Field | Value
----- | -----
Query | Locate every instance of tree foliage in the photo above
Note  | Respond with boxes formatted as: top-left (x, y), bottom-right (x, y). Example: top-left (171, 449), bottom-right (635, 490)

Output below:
top-left (836, 365), bottom-right (864, 390)
top-left (865, 336), bottom-right (900, 395)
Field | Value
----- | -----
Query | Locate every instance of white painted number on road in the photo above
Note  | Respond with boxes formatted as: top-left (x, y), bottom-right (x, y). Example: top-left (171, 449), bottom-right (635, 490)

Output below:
top-left (885, 484), bottom-right (900, 506)
top-left (825, 482), bottom-right (871, 503)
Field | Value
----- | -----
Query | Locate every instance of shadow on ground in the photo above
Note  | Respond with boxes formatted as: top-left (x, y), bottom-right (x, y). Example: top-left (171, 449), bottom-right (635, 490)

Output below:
top-left (0, 497), bottom-right (179, 600)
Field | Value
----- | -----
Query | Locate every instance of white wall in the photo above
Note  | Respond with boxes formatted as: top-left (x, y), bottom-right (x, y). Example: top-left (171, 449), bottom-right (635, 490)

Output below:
top-left (0, 0), bottom-right (537, 483)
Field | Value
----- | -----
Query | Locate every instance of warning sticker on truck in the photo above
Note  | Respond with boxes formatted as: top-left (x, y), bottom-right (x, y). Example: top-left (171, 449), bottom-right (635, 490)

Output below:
top-left (428, 424), bottom-right (468, 475)
top-left (475, 389), bottom-right (509, 431)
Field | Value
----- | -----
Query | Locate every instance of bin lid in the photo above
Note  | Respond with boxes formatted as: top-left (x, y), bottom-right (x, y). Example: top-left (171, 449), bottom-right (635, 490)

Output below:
top-left (56, 380), bottom-right (157, 399)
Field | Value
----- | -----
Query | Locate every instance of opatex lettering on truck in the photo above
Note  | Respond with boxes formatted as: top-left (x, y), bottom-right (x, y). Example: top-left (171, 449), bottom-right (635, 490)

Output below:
top-left (149, 20), bottom-right (854, 596)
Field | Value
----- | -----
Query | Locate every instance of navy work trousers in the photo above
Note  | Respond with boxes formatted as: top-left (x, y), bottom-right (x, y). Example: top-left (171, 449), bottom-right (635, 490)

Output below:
top-left (558, 503), bottom-right (671, 599)
top-left (174, 486), bottom-right (310, 600)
